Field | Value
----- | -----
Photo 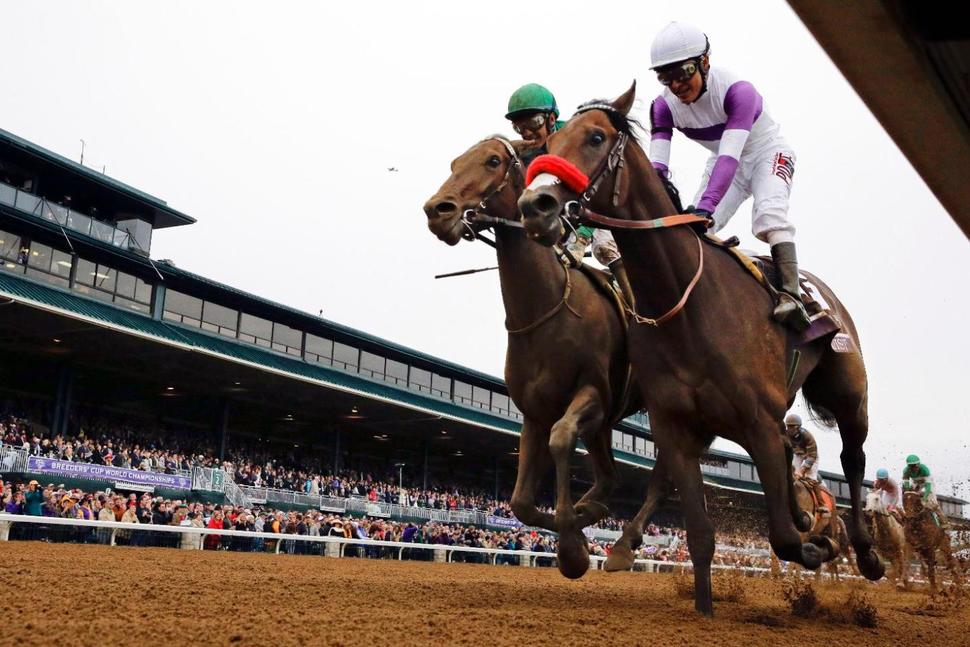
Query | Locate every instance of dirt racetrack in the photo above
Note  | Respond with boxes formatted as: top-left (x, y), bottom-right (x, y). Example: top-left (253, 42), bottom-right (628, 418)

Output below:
top-left (2, 542), bottom-right (968, 647)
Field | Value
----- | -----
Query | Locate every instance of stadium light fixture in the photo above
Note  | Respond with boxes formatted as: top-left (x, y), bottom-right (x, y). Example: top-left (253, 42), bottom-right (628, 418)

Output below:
top-left (52, 338), bottom-right (61, 343)
top-left (351, 405), bottom-right (359, 414)
top-left (165, 386), bottom-right (174, 391)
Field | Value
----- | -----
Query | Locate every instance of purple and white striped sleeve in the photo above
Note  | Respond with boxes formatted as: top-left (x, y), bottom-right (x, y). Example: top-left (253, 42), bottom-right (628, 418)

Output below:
top-left (648, 96), bottom-right (674, 173)
top-left (697, 81), bottom-right (763, 213)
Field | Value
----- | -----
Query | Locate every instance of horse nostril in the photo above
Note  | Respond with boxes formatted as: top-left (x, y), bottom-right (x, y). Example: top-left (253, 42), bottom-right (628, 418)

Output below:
top-left (533, 193), bottom-right (561, 217)
top-left (434, 201), bottom-right (458, 217)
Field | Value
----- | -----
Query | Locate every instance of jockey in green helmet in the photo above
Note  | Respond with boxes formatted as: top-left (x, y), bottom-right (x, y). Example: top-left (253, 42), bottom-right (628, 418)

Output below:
top-left (901, 454), bottom-right (948, 527)
top-left (506, 84), bottom-right (632, 304)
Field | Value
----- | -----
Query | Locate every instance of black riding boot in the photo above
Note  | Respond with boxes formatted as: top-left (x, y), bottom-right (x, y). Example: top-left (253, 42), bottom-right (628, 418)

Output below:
top-left (770, 242), bottom-right (811, 331)
top-left (608, 259), bottom-right (636, 310)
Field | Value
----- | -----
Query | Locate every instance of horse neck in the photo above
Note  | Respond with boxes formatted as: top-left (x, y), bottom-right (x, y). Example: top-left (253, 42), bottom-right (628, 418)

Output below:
top-left (493, 219), bottom-right (567, 331)
top-left (610, 141), bottom-right (706, 322)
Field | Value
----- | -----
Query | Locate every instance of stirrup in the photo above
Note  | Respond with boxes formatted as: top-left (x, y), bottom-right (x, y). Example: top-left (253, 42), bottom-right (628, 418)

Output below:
top-left (773, 293), bottom-right (811, 331)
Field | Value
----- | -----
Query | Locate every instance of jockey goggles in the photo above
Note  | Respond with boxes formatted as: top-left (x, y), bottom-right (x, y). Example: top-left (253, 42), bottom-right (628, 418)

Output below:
top-left (657, 60), bottom-right (699, 87)
top-left (512, 113), bottom-right (549, 135)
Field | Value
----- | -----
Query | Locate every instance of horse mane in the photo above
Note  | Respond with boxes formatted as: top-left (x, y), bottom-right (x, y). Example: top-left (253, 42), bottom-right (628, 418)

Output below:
top-left (574, 99), bottom-right (645, 143)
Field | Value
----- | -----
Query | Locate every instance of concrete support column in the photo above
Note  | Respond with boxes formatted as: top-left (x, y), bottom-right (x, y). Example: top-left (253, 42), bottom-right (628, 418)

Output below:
top-left (423, 438), bottom-right (429, 491)
top-left (217, 398), bottom-right (230, 462)
top-left (333, 427), bottom-right (341, 474)
top-left (51, 365), bottom-right (74, 437)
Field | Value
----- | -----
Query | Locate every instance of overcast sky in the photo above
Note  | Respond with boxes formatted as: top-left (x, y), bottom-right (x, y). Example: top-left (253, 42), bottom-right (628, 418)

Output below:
top-left (3, 2), bottom-right (968, 496)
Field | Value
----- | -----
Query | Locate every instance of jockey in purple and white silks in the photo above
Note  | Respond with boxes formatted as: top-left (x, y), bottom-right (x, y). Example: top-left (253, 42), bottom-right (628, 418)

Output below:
top-left (647, 21), bottom-right (811, 331)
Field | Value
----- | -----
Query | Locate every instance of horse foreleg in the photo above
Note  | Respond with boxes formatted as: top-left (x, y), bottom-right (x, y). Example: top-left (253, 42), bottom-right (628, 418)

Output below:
top-left (654, 423), bottom-right (715, 616)
top-left (573, 419), bottom-right (617, 527)
top-left (549, 386), bottom-right (605, 579)
top-left (509, 417), bottom-right (557, 532)
top-left (603, 451), bottom-right (671, 572)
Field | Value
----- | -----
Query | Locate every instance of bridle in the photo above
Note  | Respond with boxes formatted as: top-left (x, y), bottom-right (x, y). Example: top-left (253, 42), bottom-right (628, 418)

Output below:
top-left (452, 135), bottom-right (582, 336)
top-left (526, 105), bottom-right (709, 327)
top-left (459, 136), bottom-right (527, 244)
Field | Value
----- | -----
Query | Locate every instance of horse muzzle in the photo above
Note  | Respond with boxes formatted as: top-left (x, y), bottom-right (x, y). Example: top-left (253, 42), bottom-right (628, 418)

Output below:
top-left (518, 187), bottom-right (566, 247)
top-left (423, 197), bottom-right (467, 246)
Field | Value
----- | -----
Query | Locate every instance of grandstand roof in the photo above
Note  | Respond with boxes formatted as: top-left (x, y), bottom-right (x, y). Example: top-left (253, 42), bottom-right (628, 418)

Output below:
top-left (0, 128), bottom-right (195, 230)
top-left (788, 1), bottom-right (970, 236)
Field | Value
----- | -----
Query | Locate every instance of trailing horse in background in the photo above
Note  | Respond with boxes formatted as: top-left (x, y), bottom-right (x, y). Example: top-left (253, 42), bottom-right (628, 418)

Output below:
top-left (424, 135), bottom-right (640, 578)
top-left (865, 490), bottom-right (910, 588)
top-left (518, 83), bottom-right (884, 615)
top-left (903, 490), bottom-right (963, 591)
top-left (793, 477), bottom-right (853, 581)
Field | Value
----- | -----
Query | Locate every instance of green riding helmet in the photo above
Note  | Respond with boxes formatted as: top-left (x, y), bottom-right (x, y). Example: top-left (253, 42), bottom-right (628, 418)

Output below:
top-left (906, 454), bottom-right (921, 465)
top-left (506, 83), bottom-right (559, 120)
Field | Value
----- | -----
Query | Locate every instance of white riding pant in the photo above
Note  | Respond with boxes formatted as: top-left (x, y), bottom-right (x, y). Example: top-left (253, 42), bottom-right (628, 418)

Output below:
top-left (592, 228), bottom-right (621, 266)
top-left (565, 230), bottom-right (622, 266)
top-left (693, 143), bottom-right (797, 245)
top-left (792, 456), bottom-right (819, 482)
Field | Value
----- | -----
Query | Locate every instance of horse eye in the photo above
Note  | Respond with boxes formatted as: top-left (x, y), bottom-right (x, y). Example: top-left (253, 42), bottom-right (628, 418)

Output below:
top-left (486, 156), bottom-right (501, 168)
top-left (589, 132), bottom-right (606, 146)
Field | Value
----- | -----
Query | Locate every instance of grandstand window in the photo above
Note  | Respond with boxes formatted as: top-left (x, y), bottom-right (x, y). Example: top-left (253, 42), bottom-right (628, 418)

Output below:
top-left (271, 322), bottom-right (302, 356)
top-left (407, 366), bottom-right (432, 393)
top-left (22, 242), bottom-right (70, 288)
top-left (333, 342), bottom-right (359, 371)
top-left (239, 313), bottom-right (272, 348)
top-left (472, 386), bottom-right (491, 409)
top-left (163, 289), bottom-right (203, 327)
top-left (201, 301), bottom-right (238, 337)
top-left (385, 359), bottom-right (408, 385)
top-left (304, 334), bottom-right (333, 365)
top-left (360, 351), bottom-right (385, 378)
top-left (431, 373), bottom-right (451, 399)
top-left (0, 229), bottom-right (21, 262)
top-left (453, 381), bottom-right (473, 405)
top-left (491, 393), bottom-right (510, 415)
top-left (509, 399), bottom-right (522, 419)
top-left (0, 182), bottom-right (15, 206)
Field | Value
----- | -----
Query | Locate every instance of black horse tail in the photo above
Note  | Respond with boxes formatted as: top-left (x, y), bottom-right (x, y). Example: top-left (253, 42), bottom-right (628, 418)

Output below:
top-left (801, 385), bottom-right (839, 429)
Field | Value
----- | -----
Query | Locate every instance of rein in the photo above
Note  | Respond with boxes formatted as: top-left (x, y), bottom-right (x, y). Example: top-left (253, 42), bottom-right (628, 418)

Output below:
top-left (526, 106), bottom-right (711, 327)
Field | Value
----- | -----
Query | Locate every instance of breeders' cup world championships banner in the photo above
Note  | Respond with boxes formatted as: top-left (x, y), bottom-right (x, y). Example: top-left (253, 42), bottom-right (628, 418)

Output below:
top-left (25, 457), bottom-right (192, 490)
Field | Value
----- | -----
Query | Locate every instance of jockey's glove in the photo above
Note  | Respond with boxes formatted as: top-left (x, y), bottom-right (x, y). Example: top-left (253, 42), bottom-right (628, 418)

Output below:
top-left (689, 207), bottom-right (714, 228)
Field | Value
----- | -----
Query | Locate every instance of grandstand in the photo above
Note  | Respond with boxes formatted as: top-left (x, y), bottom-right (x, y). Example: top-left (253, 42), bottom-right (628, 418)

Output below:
top-left (0, 126), bottom-right (966, 528)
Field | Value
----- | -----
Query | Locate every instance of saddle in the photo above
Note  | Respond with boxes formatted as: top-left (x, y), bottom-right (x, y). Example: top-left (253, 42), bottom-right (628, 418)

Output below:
top-left (700, 233), bottom-right (845, 347)
top-left (799, 477), bottom-right (835, 524)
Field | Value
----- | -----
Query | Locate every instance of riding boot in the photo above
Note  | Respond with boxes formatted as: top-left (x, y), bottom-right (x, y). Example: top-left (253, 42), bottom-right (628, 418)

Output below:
top-left (608, 259), bottom-right (636, 311)
top-left (770, 242), bottom-right (811, 331)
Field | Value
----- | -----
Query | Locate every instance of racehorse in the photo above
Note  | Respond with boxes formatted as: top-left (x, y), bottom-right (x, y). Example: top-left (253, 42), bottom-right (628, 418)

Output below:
top-left (792, 477), bottom-right (853, 582)
top-left (902, 490), bottom-right (962, 591)
top-left (864, 490), bottom-right (910, 588)
top-left (517, 83), bottom-right (884, 615)
top-left (424, 135), bottom-right (640, 578)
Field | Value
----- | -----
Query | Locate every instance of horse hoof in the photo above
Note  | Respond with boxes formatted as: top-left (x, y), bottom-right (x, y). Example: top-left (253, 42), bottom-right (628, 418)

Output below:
top-left (574, 501), bottom-right (610, 527)
top-left (603, 545), bottom-right (635, 572)
top-left (809, 535), bottom-right (839, 561)
top-left (857, 550), bottom-right (885, 581)
top-left (800, 542), bottom-right (823, 570)
top-left (557, 530), bottom-right (590, 580)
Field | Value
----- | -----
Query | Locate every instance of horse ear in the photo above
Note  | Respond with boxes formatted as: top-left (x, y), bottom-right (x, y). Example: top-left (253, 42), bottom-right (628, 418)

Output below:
top-left (612, 81), bottom-right (637, 116)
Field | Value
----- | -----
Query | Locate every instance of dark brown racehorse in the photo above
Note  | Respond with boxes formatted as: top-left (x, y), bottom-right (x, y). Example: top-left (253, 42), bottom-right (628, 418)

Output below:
top-left (518, 84), bottom-right (884, 615)
top-left (423, 135), bottom-right (639, 578)
top-left (902, 490), bottom-right (963, 591)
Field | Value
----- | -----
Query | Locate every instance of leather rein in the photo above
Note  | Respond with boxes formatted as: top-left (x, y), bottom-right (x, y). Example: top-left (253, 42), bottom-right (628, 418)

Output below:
top-left (533, 104), bottom-right (709, 327)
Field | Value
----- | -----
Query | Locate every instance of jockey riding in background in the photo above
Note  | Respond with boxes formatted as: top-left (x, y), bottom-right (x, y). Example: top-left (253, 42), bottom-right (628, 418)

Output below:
top-left (871, 467), bottom-right (902, 515)
top-left (505, 85), bottom-right (634, 301)
top-left (785, 413), bottom-right (828, 515)
top-left (647, 21), bottom-right (811, 331)
top-left (902, 454), bottom-right (948, 527)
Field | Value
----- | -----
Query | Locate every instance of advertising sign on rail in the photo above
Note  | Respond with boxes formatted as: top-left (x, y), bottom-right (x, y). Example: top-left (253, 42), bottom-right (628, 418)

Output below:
top-left (25, 456), bottom-right (192, 490)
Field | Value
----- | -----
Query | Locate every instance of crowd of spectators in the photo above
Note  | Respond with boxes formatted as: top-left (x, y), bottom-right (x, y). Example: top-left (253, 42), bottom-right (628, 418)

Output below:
top-left (1, 410), bottom-right (629, 531)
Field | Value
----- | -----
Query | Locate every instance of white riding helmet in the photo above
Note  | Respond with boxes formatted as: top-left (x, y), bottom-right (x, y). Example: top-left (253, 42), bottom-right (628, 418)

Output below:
top-left (650, 21), bottom-right (709, 69)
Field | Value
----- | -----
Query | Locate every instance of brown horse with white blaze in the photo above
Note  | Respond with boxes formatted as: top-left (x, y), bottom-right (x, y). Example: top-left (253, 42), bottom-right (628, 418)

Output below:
top-left (518, 83), bottom-right (884, 615)
top-left (865, 490), bottom-right (910, 588)
top-left (423, 135), bottom-right (640, 578)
